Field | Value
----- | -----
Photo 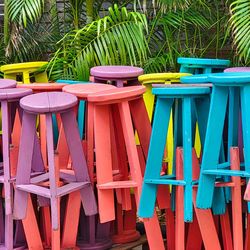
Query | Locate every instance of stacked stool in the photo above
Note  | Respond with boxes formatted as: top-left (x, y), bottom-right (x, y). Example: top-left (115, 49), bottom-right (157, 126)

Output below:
top-left (0, 62), bottom-right (48, 84)
top-left (85, 85), bottom-right (165, 249)
top-left (13, 92), bottom-right (97, 249)
top-left (178, 57), bottom-right (230, 74)
top-left (91, 66), bottom-right (143, 87)
top-left (0, 83), bottom-right (45, 249)
top-left (63, 83), bottom-right (116, 250)
top-left (196, 73), bottom-right (250, 249)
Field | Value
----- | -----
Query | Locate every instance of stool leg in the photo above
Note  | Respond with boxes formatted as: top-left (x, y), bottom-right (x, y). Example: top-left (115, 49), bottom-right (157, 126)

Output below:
top-left (14, 112), bottom-right (37, 219)
top-left (2, 101), bottom-right (12, 216)
top-left (46, 113), bottom-right (60, 231)
top-left (182, 97), bottom-right (193, 222)
top-left (241, 86), bottom-right (250, 209)
top-left (197, 86), bottom-right (229, 209)
top-left (94, 105), bottom-right (115, 222)
top-left (230, 147), bottom-right (243, 249)
top-left (118, 101), bottom-right (165, 250)
top-left (60, 110), bottom-right (97, 215)
top-left (138, 98), bottom-right (173, 218)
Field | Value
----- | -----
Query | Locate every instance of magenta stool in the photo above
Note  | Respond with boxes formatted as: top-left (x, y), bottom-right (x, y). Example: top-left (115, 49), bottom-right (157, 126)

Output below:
top-left (0, 88), bottom-right (32, 249)
top-left (90, 66), bottom-right (143, 87)
top-left (13, 92), bottom-right (97, 249)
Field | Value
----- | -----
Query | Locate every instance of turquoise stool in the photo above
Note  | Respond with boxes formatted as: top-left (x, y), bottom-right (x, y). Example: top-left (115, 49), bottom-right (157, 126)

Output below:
top-left (138, 84), bottom-right (211, 222)
top-left (196, 72), bottom-right (250, 210)
top-left (56, 80), bottom-right (89, 139)
top-left (178, 57), bottom-right (230, 74)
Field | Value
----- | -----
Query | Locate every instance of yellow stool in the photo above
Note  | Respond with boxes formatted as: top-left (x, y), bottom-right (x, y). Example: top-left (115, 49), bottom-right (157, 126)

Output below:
top-left (0, 61), bottom-right (48, 84)
top-left (138, 73), bottom-right (191, 174)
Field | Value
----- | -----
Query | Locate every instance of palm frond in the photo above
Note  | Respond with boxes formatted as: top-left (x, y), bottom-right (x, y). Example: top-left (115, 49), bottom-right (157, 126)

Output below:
top-left (47, 4), bottom-right (148, 81)
top-left (229, 0), bottom-right (250, 63)
top-left (8, 0), bottom-right (45, 27)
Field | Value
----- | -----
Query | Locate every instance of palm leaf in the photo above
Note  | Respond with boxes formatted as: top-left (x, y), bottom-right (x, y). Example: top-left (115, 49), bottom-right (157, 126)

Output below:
top-left (8, 0), bottom-right (45, 27)
top-left (229, 0), bottom-right (250, 63)
top-left (47, 5), bottom-right (148, 81)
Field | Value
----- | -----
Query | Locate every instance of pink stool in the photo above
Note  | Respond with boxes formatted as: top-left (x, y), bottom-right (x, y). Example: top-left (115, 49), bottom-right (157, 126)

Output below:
top-left (90, 66), bottom-right (143, 87)
top-left (13, 92), bottom-right (97, 249)
top-left (0, 79), bottom-right (17, 89)
top-left (0, 88), bottom-right (44, 249)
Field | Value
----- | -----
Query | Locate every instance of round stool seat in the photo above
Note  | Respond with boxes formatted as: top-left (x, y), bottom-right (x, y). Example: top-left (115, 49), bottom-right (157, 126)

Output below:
top-left (18, 83), bottom-right (66, 92)
top-left (138, 73), bottom-right (191, 84)
top-left (180, 74), bottom-right (210, 84)
top-left (224, 67), bottom-right (250, 72)
top-left (152, 84), bottom-right (211, 96)
top-left (208, 72), bottom-right (250, 86)
top-left (88, 86), bottom-right (145, 103)
top-left (63, 83), bottom-right (116, 99)
top-left (177, 57), bottom-right (230, 67)
top-left (91, 66), bottom-right (143, 79)
top-left (0, 88), bottom-right (32, 101)
top-left (20, 92), bottom-right (77, 114)
top-left (0, 79), bottom-right (17, 89)
top-left (0, 62), bottom-right (47, 73)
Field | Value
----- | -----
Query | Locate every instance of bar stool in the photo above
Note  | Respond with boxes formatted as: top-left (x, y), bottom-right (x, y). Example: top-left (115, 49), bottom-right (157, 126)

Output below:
top-left (63, 83), bottom-right (116, 250)
top-left (90, 66), bottom-right (143, 87)
top-left (13, 92), bottom-right (97, 249)
top-left (178, 57), bottom-right (230, 74)
top-left (0, 62), bottom-right (48, 84)
top-left (0, 88), bottom-right (34, 249)
top-left (87, 86), bottom-right (165, 250)
top-left (196, 73), bottom-right (250, 209)
top-left (138, 84), bottom-right (211, 222)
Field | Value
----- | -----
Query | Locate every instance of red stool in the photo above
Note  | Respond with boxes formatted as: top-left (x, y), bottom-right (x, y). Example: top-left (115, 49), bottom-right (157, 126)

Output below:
top-left (87, 86), bottom-right (165, 249)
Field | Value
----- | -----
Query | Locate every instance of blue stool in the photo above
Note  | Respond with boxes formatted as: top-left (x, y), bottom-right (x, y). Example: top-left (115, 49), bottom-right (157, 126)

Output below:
top-left (56, 80), bottom-right (90, 139)
top-left (178, 57), bottom-right (230, 74)
top-left (197, 72), bottom-right (250, 209)
top-left (138, 84), bottom-right (211, 222)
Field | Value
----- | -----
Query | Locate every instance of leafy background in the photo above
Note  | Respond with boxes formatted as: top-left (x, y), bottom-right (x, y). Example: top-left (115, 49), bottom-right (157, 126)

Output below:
top-left (0, 0), bottom-right (249, 81)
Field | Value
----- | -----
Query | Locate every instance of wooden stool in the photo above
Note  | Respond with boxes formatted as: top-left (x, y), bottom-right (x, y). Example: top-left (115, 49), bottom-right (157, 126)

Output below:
top-left (63, 83), bottom-right (116, 250)
top-left (87, 86), bottom-right (165, 250)
top-left (0, 62), bottom-right (48, 84)
top-left (90, 66), bottom-right (143, 87)
top-left (13, 92), bottom-right (97, 249)
top-left (178, 57), bottom-right (230, 74)
top-left (0, 88), bottom-right (35, 249)
top-left (138, 84), bottom-right (211, 222)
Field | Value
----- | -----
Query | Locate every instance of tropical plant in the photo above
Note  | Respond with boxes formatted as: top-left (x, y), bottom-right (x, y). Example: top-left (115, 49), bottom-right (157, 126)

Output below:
top-left (47, 4), bottom-right (148, 81)
top-left (229, 0), bottom-right (250, 64)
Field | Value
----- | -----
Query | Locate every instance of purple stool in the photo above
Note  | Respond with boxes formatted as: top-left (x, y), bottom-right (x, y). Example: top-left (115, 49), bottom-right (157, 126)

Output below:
top-left (0, 79), bottom-right (17, 89)
top-left (0, 88), bottom-right (32, 249)
top-left (13, 92), bottom-right (97, 249)
top-left (90, 66), bottom-right (143, 87)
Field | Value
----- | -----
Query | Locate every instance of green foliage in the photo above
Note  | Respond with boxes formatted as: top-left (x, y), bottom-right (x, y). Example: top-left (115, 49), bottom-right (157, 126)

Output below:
top-left (47, 4), bottom-right (148, 81)
top-left (8, 0), bottom-right (45, 27)
top-left (229, 0), bottom-right (250, 64)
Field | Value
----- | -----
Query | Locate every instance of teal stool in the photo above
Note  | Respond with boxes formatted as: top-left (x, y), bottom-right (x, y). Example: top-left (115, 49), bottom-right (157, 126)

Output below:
top-left (56, 80), bottom-right (90, 139)
top-left (178, 57), bottom-right (230, 74)
top-left (138, 84), bottom-right (211, 222)
top-left (197, 72), bottom-right (250, 210)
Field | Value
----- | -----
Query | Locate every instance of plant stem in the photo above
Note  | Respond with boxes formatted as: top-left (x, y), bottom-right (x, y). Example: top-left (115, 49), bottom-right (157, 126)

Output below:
top-left (86, 0), bottom-right (94, 24)
top-left (4, 0), bottom-right (9, 46)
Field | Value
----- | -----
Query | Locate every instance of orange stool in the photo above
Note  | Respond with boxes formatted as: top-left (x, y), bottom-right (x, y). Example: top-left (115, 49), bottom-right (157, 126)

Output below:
top-left (86, 86), bottom-right (165, 249)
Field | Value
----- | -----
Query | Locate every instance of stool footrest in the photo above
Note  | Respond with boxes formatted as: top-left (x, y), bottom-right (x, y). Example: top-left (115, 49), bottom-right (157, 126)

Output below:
top-left (16, 182), bottom-right (91, 198)
top-left (97, 180), bottom-right (138, 189)
top-left (144, 178), bottom-right (186, 186)
top-left (203, 169), bottom-right (250, 177)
